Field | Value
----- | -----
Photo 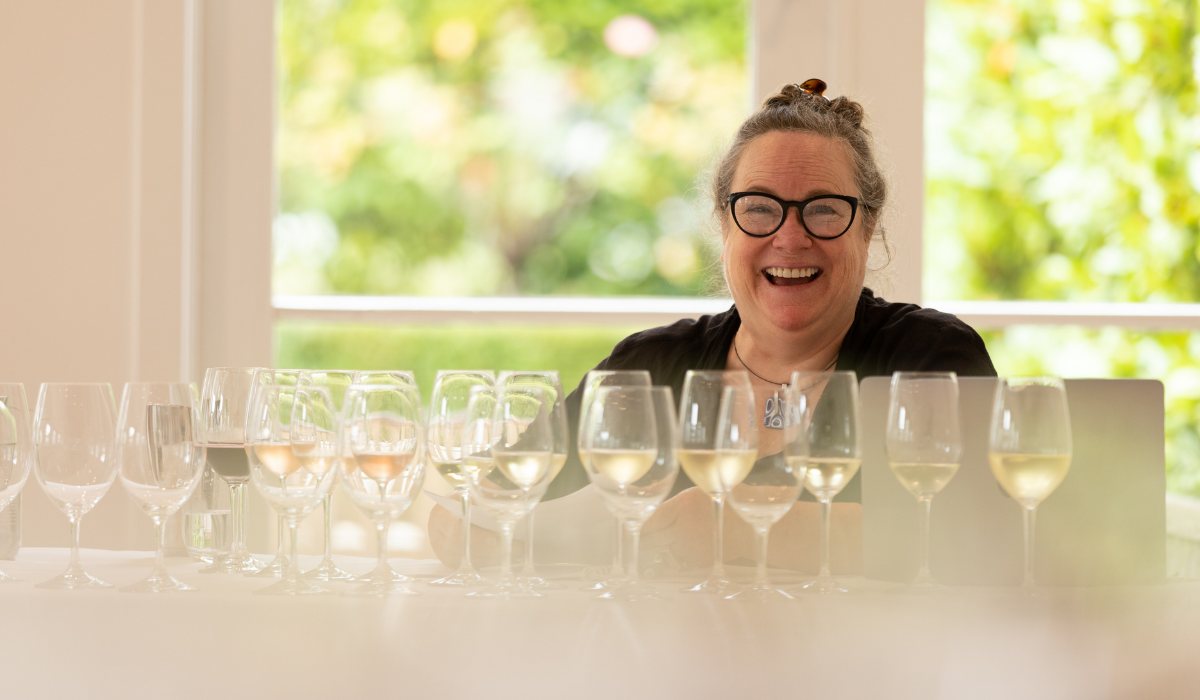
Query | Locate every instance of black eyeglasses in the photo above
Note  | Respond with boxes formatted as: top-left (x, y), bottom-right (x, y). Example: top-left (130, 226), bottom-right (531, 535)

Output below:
top-left (727, 192), bottom-right (859, 240)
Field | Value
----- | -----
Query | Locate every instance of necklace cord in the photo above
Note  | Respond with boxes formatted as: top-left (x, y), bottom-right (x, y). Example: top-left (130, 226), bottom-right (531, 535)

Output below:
top-left (733, 336), bottom-right (838, 387)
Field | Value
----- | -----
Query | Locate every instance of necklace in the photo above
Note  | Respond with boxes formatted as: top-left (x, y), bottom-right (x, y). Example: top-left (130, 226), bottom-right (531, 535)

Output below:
top-left (733, 336), bottom-right (838, 429)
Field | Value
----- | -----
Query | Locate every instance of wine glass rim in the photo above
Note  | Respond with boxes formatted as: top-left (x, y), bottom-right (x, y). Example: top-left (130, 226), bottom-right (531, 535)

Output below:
top-left (891, 371), bottom-right (958, 380)
top-left (1002, 375), bottom-right (1064, 385)
top-left (38, 382), bottom-right (113, 387)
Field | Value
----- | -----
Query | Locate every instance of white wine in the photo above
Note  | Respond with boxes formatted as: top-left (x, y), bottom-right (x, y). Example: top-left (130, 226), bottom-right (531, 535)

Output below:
top-left (577, 449), bottom-right (590, 469)
top-left (355, 452), bottom-right (414, 482)
top-left (252, 444), bottom-right (301, 478)
top-left (549, 453), bottom-right (567, 482)
top-left (494, 451), bottom-right (551, 488)
top-left (889, 462), bottom-right (959, 499)
top-left (988, 453), bottom-right (1071, 506)
top-left (461, 456), bottom-right (495, 482)
top-left (435, 461), bottom-right (464, 487)
top-left (803, 457), bottom-right (861, 500)
top-left (589, 448), bottom-right (657, 487)
top-left (677, 448), bottom-right (756, 496)
top-left (290, 441), bottom-right (335, 475)
top-left (206, 444), bottom-right (250, 483)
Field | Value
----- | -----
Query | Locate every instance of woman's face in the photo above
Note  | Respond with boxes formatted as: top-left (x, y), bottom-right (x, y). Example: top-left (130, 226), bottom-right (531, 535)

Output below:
top-left (722, 130), bottom-right (871, 337)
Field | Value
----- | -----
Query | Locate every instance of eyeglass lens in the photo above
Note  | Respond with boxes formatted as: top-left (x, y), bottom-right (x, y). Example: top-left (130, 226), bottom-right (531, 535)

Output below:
top-left (733, 195), bottom-right (853, 238)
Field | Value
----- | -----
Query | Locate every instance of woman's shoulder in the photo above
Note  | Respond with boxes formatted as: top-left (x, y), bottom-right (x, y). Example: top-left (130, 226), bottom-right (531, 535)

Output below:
top-left (605, 305), bottom-right (739, 374)
top-left (840, 288), bottom-right (997, 377)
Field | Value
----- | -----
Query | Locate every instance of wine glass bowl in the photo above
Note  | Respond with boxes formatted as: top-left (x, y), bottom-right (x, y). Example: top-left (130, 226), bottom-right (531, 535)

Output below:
top-left (988, 376), bottom-right (1072, 589)
top-left (33, 383), bottom-right (118, 589)
top-left (116, 383), bottom-right (206, 593)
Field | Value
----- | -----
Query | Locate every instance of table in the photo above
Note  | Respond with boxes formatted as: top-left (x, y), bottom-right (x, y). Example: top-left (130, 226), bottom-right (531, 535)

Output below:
top-left (2, 548), bottom-right (1199, 699)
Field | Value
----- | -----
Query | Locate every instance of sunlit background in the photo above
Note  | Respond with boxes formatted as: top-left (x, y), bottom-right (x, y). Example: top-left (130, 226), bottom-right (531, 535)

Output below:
top-left (273, 0), bottom-right (1200, 557)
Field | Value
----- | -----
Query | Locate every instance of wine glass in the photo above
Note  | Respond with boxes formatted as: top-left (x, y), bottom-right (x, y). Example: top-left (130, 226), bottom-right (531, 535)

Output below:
top-left (427, 370), bottom-right (493, 587)
top-left (988, 376), bottom-right (1072, 589)
top-left (463, 385), bottom-right (556, 600)
top-left (790, 370), bottom-right (861, 595)
top-left (248, 369), bottom-right (301, 578)
top-left (0, 384), bottom-right (33, 582)
top-left (723, 383), bottom-right (803, 602)
top-left (197, 367), bottom-right (263, 574)
top-left (499, 371), bottom-right (567, 590)
top-left (296, 369), bottom-right (357, 581)
top-left (886, 372), bottom-right (962, 590)
top-left (577, 369), bottom-right (651, 591)
top-left (678, 370), bottom-right (756, 595)
top-left (342, 383), bottom-right (425, 596)
top-left (116, 383), bottom-right (206, 592)
top-left (246, 381), bottom-right (338, 595)
top-left (33, 383), bottom-right (118, 589)
top-left (582, 386), bottom-right (679, 601)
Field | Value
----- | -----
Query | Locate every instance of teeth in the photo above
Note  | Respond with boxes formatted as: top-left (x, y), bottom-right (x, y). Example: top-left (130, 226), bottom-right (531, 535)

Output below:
top-left (766, 267), bottom-right (819, 279)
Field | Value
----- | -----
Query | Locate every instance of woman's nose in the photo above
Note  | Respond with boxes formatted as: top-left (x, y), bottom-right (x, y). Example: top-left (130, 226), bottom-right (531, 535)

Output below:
top-left (772, 207), bottom-right (813, 252)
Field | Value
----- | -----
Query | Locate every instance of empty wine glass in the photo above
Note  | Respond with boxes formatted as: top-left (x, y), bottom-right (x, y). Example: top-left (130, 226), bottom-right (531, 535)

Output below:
top-left (678, 370), bottom-right (756, 595)
top-left (249, 369), bottom-right (301, 579)
top-left (247, 381), bottom-right (338, 595)
top-left (726, 383), bottom-right (802, 602)
top-left (427, 370), bottom-right (493, 587)
top-left (989, 376), bottom-right (1072, 589)
top-left (500, 371), bottom-right (567, 590)
top-left (464, 385), bottom-right (556, 600)
top-left (33, 383), bottom-right (118, 589)
top-left (342, 383), bottom-right (425, 596)
top-left (117, 383), bottom-right (206, 592)
top-left (790, 370), bottom-right (861, 595)
top-left (886, 372), bottom-right (962, 591)
top-left (296, 369), bottom-right (357, 581)
top-left (577, 369), bottom-right (651, 591)
top-left (0, 384), bottom-right (32, 582)
top-left (582, 386), bottom-right (679, 601)
top-left (197, 367), bottom-right (263, 574)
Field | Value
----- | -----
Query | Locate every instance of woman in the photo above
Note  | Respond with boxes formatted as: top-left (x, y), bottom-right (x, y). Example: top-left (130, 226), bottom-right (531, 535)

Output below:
top-left (430, 80), bottom-right (994, 572)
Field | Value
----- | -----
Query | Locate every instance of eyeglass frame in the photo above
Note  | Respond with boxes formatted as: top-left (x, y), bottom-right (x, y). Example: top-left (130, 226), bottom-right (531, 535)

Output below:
top-left (727, 191), bottom-right (860, 240)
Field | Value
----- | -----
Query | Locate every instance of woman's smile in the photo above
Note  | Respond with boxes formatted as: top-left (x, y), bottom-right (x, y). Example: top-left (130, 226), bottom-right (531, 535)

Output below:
top-left (763, 266), bottom-right (822, 285)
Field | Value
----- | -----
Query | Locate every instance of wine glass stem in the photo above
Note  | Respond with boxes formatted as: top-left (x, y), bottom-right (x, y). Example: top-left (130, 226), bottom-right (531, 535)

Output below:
top-left (154, 517), bottom-right (167, 572)
top-left (521, 510), bottom-right (536, 576)
top-left (611, 517), bottom-right (625, 577)
top-left (286, 518), bottom-right (301, 582)
top-left (1023, 505), bottom-right (1037, 588)
top-left (69, 516), bottom-right (82, 569)
top-left (755, 527), bottom-right (770, 588)
top-left (229, 482), bottom-right (248, 555)
top-left (499, 521), bottom-right (515, 584)
top-left (918, 496), bottom-right (933, 579)
top-left (374, 521), bottom-right (389, 575)
top-left (321, 495), bottom-right (333, 561)
top-left (818, 498), bottom-right (832, 581)
top-left (625, 520), bottom-right (642, 585)
top-left (712, 494), bottom-right (727, 580)
top-left (275, 516), bottom-right (286, 559)
top-left (457, 491), bottom-right (475, 574)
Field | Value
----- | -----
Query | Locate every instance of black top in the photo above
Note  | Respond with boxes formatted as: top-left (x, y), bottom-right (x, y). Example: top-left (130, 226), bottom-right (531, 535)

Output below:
top-left (547, 287), bottom-right (997, 501)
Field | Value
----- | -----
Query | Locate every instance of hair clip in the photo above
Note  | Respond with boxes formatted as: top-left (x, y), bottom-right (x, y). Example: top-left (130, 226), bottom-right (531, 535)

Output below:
top-left (799, 78), bottom-right (830, 101)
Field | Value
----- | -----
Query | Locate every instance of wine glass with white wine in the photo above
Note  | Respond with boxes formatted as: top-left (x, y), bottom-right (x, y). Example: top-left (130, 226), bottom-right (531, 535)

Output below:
top-left (499, 371), bottom-right (568, 590)
top-left (678, 370), bottom-right (757, 596)
top-left (427, 370), bottom-right (493, 587)
top-left (988, 376), bottom-right (1071, 589)
top-left (886, 372), bottom-right (961, 591)
top-left (789, 370), bottom-right (861, 595)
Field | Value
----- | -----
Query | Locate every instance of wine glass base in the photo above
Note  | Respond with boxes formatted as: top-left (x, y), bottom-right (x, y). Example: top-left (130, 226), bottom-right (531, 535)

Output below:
top-left (724, 584), bottom-right (793, 602)
top-left (0, 568), bottom-right (21, 583)
top-left (467, 581), bottom-right (543, 600)
top-left (200, 551), bottom-right (262, 574)
top-left (428, 570), bottom-right (486, 587)
top-left (342, 580), bottom-right (420, 597)
top-left (682, 577), bottom-right (742, 596)
top-left (517, 575), bottom-right (565, 590)
top-left (253, 576), bottom-right (330, 596)
top-left (581, 576), bottom-right (627, 592)
top-left (354, 566), bottom-right (412, 585)
top-left (246, 554), bottom-right (289, 578)
top-left (304, 558), bottom-right (356, 582)
top-left (597, 581), bottom-right (664, 602)
top-left (790, 577), bottom-right (851, 595)
top-left (36, 568), bottom-right (113, 590)
top-left (120, 571), bottom-right (196, 593)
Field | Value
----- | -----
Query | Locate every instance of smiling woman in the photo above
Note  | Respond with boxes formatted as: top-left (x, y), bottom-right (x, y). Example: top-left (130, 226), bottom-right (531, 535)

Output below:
top-left (428, 81), bottom-right (998, 575)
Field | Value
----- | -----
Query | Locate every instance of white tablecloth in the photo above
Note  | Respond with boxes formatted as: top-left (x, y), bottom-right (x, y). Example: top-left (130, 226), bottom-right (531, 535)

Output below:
top-left (2, 548), bottom-right (1199, 699)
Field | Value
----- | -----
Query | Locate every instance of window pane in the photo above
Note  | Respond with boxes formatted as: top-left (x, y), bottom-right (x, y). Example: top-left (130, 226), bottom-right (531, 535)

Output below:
top-left (925, 0), bottom-right (1200, 303)
top-left (277, 0), bottom-right (746, 297)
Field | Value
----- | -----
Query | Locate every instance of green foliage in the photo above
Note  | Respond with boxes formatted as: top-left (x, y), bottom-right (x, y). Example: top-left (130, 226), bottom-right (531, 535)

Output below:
top-left (277, 0), bottom-right (746, 297)
top-left (275, 322), bottom-right (639, 402)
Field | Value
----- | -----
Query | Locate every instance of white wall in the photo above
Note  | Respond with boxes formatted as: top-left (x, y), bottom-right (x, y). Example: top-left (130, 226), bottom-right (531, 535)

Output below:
top-left (0, 0), bottom-right (274, 550)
